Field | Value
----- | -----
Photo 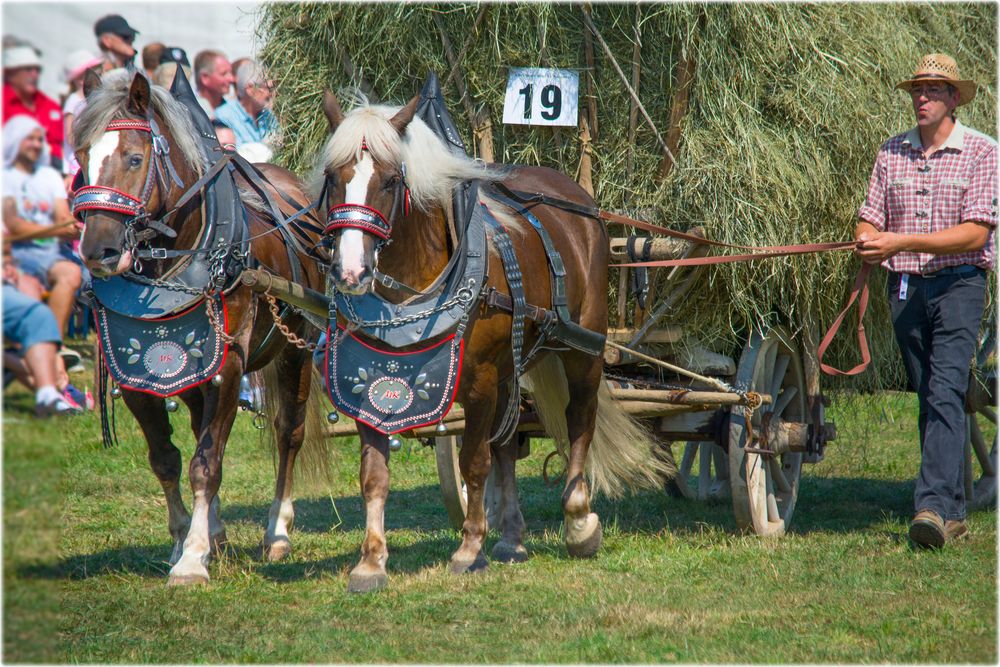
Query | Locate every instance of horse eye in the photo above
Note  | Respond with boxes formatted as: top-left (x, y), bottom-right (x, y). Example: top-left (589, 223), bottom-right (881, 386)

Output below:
top-left (127, 154), bottom-right (144, 168)
top-left (382, 174), bottom-right (400, 191)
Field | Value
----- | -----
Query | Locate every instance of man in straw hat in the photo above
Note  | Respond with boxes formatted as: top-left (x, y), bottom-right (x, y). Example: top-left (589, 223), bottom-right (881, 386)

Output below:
top-left (855, 53), bottom-right (996, 548)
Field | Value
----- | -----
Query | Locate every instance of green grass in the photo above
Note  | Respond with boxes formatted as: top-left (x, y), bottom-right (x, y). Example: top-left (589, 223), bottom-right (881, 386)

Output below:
top-left (3, 370), bottom-right (996, 663)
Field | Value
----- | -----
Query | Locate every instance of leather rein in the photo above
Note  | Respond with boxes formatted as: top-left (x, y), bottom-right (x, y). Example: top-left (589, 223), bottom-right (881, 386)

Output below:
top-left (491, 183), bottom-right (871, 377)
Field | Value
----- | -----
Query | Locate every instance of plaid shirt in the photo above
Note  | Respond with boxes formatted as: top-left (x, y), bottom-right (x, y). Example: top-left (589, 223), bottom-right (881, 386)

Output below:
top-left (858, 119), bottom-right (997, 273)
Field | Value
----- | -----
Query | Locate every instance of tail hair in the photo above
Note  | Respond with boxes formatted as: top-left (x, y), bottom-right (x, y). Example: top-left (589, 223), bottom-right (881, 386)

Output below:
top-left (258, 362), bottom-right (335, 494)
top-left (522, 356), bottom-right (676, 499)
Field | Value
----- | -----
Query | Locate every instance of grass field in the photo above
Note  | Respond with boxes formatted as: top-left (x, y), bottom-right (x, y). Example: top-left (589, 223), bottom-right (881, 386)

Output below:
top-left (3, 363), bottom-right (996, 663)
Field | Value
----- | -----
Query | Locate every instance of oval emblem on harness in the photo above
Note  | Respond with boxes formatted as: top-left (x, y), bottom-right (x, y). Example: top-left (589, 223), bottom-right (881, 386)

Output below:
top-left (143, 341), bottom-right (187, 378)
top-left (367, 377), bottom-right (413, 415)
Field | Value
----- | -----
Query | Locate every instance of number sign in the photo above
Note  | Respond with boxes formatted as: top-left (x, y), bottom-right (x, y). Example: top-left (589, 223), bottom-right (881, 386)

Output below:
top-left (502, 68), bottom-right (579, 127)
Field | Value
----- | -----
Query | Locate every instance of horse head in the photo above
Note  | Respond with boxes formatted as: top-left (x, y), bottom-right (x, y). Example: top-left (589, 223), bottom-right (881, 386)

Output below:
top-left (318, 91), bottom-right (420, 295)
top-left (74, 70), bottom-right (201, 278)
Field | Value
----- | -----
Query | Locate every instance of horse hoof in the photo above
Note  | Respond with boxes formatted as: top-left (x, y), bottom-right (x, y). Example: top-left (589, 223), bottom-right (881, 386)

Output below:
top-left (449, 552), bottom-right (489, 575)
top-left (490, 540), bottom-right (528, 564)
top-left (566, 512), bottom-right (603, 558)
top-left (347, 572), bottom-right (388, 593)
top-left (166, 572), bottom-right (209, 587)
top-left (264, 539), bottom-right (292, 562)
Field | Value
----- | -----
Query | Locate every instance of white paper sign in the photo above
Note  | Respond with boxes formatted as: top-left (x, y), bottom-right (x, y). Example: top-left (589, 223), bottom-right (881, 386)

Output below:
top-left (502, 67), bottom-right (579, 127)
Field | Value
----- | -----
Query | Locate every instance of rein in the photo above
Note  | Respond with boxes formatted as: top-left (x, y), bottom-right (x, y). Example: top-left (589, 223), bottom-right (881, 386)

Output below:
top-left (493, 184), bottom-right (872, 376)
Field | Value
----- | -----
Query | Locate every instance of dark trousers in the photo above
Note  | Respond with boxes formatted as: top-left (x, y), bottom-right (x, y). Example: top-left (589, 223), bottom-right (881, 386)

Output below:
top-left (887, 267), bottom-right (987, 520)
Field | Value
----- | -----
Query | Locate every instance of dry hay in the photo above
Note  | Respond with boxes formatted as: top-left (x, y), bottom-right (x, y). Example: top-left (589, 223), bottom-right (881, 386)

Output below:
top-left (256, 3), bottom-right (997, 391)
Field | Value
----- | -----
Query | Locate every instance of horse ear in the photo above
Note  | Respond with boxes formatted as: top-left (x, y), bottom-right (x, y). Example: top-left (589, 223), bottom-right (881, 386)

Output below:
top-left (323, 89), bottom-right (344, 132)
top-left (126, 73), bottom-right (151, 117)
top-left (388, 94), bottom-right (420, 136)
top-left (83, 69), bottom-right (102, 98)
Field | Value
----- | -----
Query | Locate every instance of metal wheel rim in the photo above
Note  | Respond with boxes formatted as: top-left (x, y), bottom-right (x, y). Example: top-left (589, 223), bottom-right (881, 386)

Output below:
top-left (729, 327), bottom-right (807, 536)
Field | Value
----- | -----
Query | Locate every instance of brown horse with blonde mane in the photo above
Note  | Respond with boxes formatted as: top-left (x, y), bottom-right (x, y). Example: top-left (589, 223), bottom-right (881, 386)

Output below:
top-left (316, 90), bottom-right (672, 592)
top-left (73, 69), bottom-right (327, 585)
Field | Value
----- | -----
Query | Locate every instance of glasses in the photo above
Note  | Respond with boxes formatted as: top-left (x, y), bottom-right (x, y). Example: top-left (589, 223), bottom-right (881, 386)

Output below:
top-left (910, 84), bottom-right (950, 98)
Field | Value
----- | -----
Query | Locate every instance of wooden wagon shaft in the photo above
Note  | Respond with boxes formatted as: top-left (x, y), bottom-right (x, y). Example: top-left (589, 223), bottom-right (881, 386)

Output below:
top-left (240, 269), bottom-right (329, 318)
top-left (608, 237), bottom-right (696, 263)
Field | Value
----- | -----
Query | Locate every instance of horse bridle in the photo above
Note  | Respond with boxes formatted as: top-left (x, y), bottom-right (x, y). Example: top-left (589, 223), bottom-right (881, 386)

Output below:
top-left (323, 147), bottom-right (411, 248)
top-left (71, 116), bottom-right (186, 248)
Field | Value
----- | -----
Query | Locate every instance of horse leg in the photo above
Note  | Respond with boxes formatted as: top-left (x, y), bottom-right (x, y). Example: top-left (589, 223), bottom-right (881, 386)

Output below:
top-left (348, 424), bottom-right (391, 593)
top-left (167, 365), bottom-right (241, 586)
top-left (122, 390), bottom-right (190, 565)
top-left (180, 390), bottom-right (227, 558)
top-left (449, 389), bottom-right (496, 574)
top-left (263, 349), bottom-right (311, 562)
top-left (490, 436), bottom-right (528, 564)
top-left (560, 353), bottom-right (604, 558)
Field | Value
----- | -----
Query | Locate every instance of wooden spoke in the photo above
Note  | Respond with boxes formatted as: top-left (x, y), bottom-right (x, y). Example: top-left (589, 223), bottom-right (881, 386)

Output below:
top-left (669, 441), bottom-right (730, 502)
top-left (773, 386), bottom-right (798, 420)
top-left (971, 419), bottom-right (996, 477)
top-left (729, 327), bottom-right (806, 537)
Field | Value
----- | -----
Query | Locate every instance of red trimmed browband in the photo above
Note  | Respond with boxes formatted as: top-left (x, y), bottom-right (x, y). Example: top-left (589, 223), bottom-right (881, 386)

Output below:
top-left (106, 119), bottom-right (152, 133)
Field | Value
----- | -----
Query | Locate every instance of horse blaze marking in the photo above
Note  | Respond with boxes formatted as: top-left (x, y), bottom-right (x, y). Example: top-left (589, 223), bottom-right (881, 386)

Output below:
top-left (89, 131), bottom-right (122, 185)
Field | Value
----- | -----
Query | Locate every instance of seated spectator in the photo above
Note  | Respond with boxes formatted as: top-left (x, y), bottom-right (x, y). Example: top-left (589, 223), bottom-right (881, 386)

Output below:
top-left (60, 49), bottom-right (104, 183)
top-left (2, 43), bottom-right (64, 169)
top-left (193, 49), bottom-right (234, 119)
top-left (153, 48), bottom-right (192, 89)
top-left (3, 237), bottom-right (84, 417)
top-left (152, 62), bottom-right (191, 90)
top-left (3, 115), bottom-right (84, 334)
top-left (141, 42), bottom-right (165, 79)
top-left (94, 14), bottom-right (139, 71)
top-left (215, 60), bottom-right (278, 149)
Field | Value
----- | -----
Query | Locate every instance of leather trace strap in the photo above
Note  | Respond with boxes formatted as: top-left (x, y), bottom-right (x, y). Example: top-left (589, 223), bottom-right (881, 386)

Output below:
top-left (817, 263), bottom-right (873, 376)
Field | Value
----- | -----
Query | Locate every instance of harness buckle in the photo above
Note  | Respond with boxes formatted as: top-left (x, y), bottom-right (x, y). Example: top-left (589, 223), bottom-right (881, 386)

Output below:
top-left (152, 134), bottom-right (170, 156)
top-left (149, 248), bottom-right (168, 260)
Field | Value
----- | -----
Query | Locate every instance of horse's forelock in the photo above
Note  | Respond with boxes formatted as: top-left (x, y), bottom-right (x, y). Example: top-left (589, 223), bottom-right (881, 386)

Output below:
top-left (74, 70), bottom-right (207, 176)
top-left (320, 103), bottom-right (497, 213)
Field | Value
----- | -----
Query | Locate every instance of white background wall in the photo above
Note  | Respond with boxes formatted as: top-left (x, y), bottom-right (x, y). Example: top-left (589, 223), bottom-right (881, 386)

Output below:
top-left (3, 1), bottom-right (263, 100)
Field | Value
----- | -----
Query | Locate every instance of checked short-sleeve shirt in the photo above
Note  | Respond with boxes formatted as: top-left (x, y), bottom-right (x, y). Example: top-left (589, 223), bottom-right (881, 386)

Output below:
top-left (858, 119), bottom-right (997, 273)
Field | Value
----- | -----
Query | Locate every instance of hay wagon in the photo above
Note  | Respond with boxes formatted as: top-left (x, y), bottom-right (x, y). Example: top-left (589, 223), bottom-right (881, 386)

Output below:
top-left (244, 224), bottom-right (851, 538)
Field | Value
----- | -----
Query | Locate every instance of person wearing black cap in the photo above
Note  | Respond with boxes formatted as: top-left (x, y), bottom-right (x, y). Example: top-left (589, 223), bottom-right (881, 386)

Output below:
top-left (94, 14), bottom-right (139, 70)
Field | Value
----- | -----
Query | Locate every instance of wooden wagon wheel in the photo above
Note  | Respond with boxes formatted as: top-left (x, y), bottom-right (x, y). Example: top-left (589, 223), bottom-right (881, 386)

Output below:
top-left (728, 327), bottom-right (808, 536)
top-left (434, 435), bottom-right (501, 531)
top-left (965, 322), bottom-right (997, 511)
top-left (667, 441), bottom-right (731, 501)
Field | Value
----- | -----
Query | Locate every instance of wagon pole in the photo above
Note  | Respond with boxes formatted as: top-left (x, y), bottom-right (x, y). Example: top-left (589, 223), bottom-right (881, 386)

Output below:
top-left (432, 8), bottom-right (494, 162)
top-left (580, 8), bottom-right (677, 171)
top-left (576, 5), bottom-right (599, 197)
top-left (656, 21), bottom-right (700, 183)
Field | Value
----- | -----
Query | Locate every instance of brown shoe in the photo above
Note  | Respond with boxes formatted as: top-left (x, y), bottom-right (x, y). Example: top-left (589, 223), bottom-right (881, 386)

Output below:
top-left (909, 509), bottom-right (945, 548)
top-left (944, 519), bottom-right (970, 542)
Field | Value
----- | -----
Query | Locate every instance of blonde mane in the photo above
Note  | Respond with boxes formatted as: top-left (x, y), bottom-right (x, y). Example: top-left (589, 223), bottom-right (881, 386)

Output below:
top-left (315, 102), bottom-right (499, 213)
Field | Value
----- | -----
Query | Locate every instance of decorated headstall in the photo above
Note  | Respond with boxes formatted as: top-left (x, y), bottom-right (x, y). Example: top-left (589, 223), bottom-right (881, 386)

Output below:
top-left (71, 116), bottom-right (184, 242)
top-left (323, 139), bottom-right (411, 246)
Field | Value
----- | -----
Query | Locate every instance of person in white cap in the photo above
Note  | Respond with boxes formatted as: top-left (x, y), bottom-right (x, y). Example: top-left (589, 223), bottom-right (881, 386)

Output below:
top-left (60, 49), bottom-right (104, 181)
top-left (2, 43), bottom-right (64, 169)
top-left (855, 53), bottom-right (997, 548)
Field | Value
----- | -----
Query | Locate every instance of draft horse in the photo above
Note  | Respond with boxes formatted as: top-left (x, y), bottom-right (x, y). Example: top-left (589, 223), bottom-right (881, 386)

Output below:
top-left (317, 91), bottom-right (672, 592)
top-left (73, 70), bottom-right (327, 585)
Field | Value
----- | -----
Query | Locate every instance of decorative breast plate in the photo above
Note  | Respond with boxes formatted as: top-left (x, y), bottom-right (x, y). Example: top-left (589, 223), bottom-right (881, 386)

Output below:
top-left (95, 296), bottom-right (228, 397)
top-left (325, 325), bottom-right (464, 435)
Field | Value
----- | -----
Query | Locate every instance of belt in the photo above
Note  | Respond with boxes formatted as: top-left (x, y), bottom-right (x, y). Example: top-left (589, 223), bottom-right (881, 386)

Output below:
top-left (907, 265), bottom-right (983, 278)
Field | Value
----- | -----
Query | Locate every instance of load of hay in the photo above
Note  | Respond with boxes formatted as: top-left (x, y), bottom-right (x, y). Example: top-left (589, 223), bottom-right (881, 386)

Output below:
top-left (257, 3), bottom-right (997, 391)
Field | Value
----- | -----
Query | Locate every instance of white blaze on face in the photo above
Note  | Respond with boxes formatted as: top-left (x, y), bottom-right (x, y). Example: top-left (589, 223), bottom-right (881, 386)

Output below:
top-left (338, 153), bottom-right (376, 282)
top-left (88, 131), bottom-right (121, 185)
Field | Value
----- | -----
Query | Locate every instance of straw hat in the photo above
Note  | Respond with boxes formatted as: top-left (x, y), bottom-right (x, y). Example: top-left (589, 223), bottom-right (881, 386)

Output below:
top-left (895, 53), bottom-right (977, 106)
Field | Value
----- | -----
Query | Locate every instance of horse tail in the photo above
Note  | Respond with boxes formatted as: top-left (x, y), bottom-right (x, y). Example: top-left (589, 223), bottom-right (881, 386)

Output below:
top-left (523, 355), bottom-right (676, 499)
top-left (258, 358), bottom-right (335, 494)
